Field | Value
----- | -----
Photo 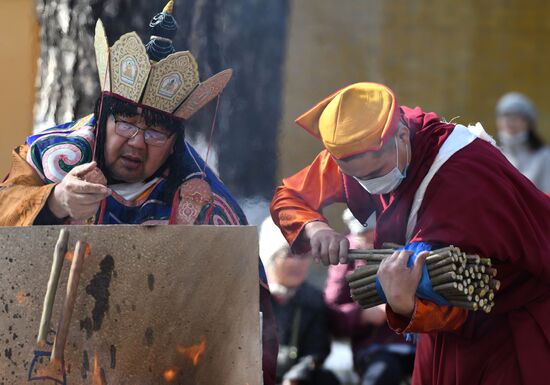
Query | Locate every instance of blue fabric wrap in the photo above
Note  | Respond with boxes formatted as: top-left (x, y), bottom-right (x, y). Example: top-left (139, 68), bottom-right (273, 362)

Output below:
top-left (374, 242), bottom-right (450, 305)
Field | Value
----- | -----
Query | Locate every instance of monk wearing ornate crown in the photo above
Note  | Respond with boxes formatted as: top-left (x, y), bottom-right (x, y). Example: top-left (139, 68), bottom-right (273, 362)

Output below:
top-left (0, 1), bottom-right (277, 383)
top-left (270, 83), bottom-right (550, 385)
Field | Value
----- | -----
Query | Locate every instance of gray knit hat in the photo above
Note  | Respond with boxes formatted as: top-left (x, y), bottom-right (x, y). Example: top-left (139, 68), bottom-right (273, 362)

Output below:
top-left (259, 216), bottom-right (291, 267)
top-left (496, 92), bottom-right (537, 123)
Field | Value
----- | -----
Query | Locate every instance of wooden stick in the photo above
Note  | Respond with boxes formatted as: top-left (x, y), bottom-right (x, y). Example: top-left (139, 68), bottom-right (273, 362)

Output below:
top-left (350, 280), bottom-right (378, 295)
top-left (426, 252), bottom-right (454, 265)
top-left (346, 265), bottom-right (379, 282)
top-left (432, 246), bottom-right (455, 255)
top-left (427, 257), bottom-right (456, 270)
top-left (449, 300), bottom-right (478, 311)
top-left (428, 263), bottom-right (457, 277)
top-left (489, 279), bottom-right (501, 290)
top-left (433, 282), bottom-right (459, 292)
top-left (358, 297), bottom-right (384, 309)
top-left (349, 275), bottom-right (380, 289)
top-left (37, 229), bottom-right (69, 347)
top-left (427, 255), bottom-right (457, 266)
top-left (430, 272), bottom-right (457, 286)
top-left (444, 294), bottom-right (473, 302)
top-left (347, 270), bottom-right (378, 284)
top-left (479, 258), bottom-right (492, 266)
top-left (349, 249), bottom-right (396, 255)
top-left (350, 281), bottom-right (377, 294)
top-left (347, 254), bottom-right (389, 262)
top-left (51, 240), bottom-right (87, 364)
top-left (475, 286), bottom-right (489, 298)
top-left (437, 288), bottom-right (466, 297)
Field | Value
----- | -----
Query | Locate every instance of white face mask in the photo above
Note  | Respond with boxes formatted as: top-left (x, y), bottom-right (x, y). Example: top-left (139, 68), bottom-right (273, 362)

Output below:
top-left (498, 131), bottom-right (528, 147)
top-left (353, 137), bottom-right (409, 194)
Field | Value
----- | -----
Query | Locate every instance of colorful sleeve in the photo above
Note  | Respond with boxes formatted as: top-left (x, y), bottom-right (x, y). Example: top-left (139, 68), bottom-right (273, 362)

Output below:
top-left (199, 192), bottom-right (246, 226)
top-left (0, 145), bottom-right (57, 226)
top-left (386, 298), bottom-right (468, 333)
top-left (270, 150), bottom-right (347, 253)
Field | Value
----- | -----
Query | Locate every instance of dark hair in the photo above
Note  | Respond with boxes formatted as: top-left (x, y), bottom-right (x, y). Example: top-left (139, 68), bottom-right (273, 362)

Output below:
top-left (93, 95), bottom-right (187, 202)
top-left (526, 121), bottom-right (545, 151)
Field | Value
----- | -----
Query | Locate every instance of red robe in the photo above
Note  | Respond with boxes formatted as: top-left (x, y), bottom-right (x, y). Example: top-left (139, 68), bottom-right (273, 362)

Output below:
top-left (271, 106), bottom-right (550, 385)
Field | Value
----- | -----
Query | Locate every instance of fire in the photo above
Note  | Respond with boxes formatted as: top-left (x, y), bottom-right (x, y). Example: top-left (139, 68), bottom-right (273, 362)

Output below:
top-left (176, 336), bottom-right (206, 366)
top-left (64, 250), bottom-right (74, 262)
top-left (163, 368), bottom-right (177, 382)
top-left (64, 244), bottom-right (91, 262)
top-left (92, 353), bottom-right (106, 385)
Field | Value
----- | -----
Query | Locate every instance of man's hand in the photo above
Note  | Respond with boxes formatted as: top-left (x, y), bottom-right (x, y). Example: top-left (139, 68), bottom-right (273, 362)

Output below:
top-left (377, 250), bottom-right (428, 318)
top-left (359, 304), bottom-right (387, 326)
top-left (47, 162), bottom-right (111, 220)
top-left (303, 221), bottom-right (349, 265)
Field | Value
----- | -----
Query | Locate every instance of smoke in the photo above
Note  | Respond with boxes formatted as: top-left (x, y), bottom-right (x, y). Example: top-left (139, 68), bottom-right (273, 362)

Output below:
top-left (238, 196), bottom-right (271, 227)
top-left (187, 134), bottom-right (219, 176)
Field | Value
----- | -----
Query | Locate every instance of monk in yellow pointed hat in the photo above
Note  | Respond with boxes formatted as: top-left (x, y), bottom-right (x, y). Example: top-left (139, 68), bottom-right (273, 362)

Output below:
top-left (270, 81), bottom-right (550, 385)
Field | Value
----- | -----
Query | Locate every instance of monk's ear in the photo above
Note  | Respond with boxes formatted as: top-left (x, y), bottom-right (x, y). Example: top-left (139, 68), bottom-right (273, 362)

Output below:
top-left (396, 123), bottom-right (410, 142)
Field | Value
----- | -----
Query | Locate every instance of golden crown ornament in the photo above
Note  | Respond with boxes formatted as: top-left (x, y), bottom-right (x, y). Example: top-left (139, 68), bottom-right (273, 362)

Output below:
top-left (94, 0), bottom-right (232, 120)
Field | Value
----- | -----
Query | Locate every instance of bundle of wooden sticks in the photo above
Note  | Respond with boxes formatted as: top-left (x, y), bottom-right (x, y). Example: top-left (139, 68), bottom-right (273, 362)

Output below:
top-left (346, 246), bottom-right (499, 313)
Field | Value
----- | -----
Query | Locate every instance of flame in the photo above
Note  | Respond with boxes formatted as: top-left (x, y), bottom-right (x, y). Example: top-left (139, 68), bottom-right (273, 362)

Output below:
top-left (64, 243), bottom-right (91, 262)
top-left (163, 368), bottom-right (177, 382)
top-left (64, 250), bottom-right (74, 262)
top-left (176, 336), bottom-right (206, 366)
top-left (92, 353), bottom-right (106, 385)
top-left (15, 290), bottom-right (27, 304)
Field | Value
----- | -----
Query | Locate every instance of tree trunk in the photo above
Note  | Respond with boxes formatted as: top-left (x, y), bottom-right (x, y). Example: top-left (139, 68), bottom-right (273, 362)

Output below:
top-left (34, 0), bottom-right (289, 201)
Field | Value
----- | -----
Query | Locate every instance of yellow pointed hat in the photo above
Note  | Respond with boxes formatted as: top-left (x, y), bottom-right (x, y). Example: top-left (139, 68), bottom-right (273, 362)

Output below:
top-left (295, 82), bottom-right (400, 159)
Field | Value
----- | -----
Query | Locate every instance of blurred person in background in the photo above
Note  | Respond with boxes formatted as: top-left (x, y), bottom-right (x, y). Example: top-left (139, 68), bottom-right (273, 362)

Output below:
top-left (496, 92), bottom-right (550, 193)
top-left (260, 216), bottom-right (340, 385)
top-left (325, 210), bottom-right (414, 385)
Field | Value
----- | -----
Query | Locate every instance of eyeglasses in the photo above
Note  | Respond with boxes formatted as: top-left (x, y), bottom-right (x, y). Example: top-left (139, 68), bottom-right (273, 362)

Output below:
top-left (113, 116), bottom-right (174, 146)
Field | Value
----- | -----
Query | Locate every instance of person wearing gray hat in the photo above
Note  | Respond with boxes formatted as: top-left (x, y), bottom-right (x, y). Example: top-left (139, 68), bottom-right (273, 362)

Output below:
top-left (259, 216), bottom-right (341, 385)
top-left (496, 92), bottom-right (550, 192)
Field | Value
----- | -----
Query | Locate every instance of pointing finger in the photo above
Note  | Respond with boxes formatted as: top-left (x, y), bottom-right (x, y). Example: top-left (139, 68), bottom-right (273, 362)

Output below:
top-left (69, 162), bottom-right (98, 178)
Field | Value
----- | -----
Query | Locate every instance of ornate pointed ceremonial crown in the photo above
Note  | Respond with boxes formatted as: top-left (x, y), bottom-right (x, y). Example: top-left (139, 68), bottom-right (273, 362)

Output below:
top-left (94, 0), bottom-right (232, 120)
